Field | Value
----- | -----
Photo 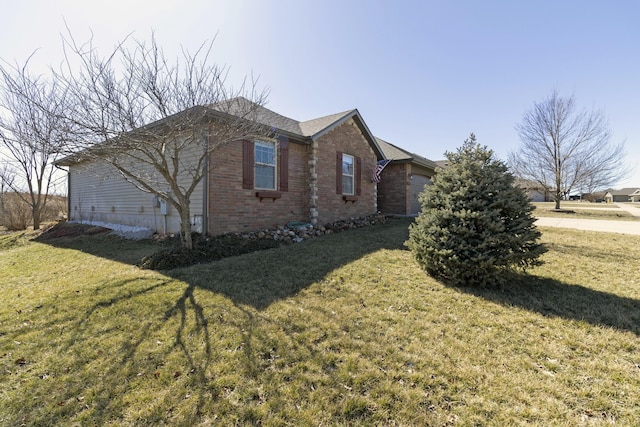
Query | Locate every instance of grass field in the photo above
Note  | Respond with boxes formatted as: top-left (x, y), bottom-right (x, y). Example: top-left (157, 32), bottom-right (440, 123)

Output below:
top-left (532, 202), bottom-right (640, 221)
top-left (1, 220), bottom-right (640, 425)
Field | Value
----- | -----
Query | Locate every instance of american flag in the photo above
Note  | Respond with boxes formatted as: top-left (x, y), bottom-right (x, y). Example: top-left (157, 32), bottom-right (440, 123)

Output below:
top-left (372, 159), bottom-right (391, 183)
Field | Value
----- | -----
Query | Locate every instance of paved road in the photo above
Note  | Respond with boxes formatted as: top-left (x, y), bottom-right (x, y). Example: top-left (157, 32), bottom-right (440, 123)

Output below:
top-left (535, 203), bottom-right (640, 236)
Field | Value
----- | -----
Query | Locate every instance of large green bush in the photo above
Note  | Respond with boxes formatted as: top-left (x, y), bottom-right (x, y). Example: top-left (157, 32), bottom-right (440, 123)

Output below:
top-left (406, 134), bottom-right (546, 287)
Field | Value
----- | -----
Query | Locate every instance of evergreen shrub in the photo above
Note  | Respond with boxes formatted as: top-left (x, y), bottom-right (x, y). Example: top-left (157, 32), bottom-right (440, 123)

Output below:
top-left (406, 134), bottom-right (546, 287)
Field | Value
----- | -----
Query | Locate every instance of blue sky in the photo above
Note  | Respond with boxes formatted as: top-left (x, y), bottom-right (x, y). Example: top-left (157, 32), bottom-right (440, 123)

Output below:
top-left (2, 0), bottom-right (639, 187)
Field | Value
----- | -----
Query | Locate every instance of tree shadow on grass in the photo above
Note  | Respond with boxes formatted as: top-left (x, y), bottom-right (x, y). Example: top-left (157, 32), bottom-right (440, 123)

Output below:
top-left (164, 228), bottom-right (404, 310)
top-left (456, 273), bottom-right (640, 336)
top-left (16, 219), bottom-right (412, 423)
top-left (13, 219), bottom-right (640, 424)
top-left (36, 218), bottom-right (413, 310)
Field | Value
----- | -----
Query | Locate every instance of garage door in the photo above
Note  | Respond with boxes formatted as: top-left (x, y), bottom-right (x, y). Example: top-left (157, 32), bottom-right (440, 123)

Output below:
top-left (410, 175), bottom-right (432, 215)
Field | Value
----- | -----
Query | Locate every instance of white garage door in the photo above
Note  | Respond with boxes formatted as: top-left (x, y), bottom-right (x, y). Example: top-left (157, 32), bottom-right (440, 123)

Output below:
top-left (410, 175), bottom-right (432, 215)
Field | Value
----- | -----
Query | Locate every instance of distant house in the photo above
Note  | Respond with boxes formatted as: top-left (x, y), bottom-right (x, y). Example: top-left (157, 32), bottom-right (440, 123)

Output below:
top-left (582, 191), bottom-right (607, 203)
top-left (630, 189), bottom-right (640, 202)
top-left (604, 188), bottom-right (640, 203)
top-left (514, 179), bottom-right (551, 202)
top-left (57, 98), bottom-right (386, 236)
top-left (375, 138), bottom-right (437, 215)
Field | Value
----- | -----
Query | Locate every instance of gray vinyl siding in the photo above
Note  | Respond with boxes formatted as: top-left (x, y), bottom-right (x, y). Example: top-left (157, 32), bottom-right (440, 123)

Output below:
top-left (67, 146), bottom-right (205, 235)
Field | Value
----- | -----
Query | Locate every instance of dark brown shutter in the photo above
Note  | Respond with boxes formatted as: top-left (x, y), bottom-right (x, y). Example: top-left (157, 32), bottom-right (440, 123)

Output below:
top-left (242, 140), bottom-right (254, 189)
top-left (278, 135), bottom-right (289, 192)
top-left (336, 151), bottom-right (343, 194)
top-left (355, 156), bottom-right (362, 196)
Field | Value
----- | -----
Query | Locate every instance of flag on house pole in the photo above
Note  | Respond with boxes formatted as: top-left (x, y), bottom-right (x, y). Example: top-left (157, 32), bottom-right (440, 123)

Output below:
top-left (372, 159), bottom-right (391, 183)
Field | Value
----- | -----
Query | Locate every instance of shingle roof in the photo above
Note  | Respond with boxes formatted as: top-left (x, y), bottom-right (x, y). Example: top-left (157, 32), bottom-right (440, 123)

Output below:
top-left (375, 137), bottom-right (437, 169)
top-left (211, 97), bottom-right (355, 139)
top-left (210, 97), bottom-right (302, 135)
top-left (59, 96), bottom-right (385, 165)
top-left (299, 110), bottom-right (355, 137)
top-left (606, 187), bottom-right (640, 196)
top-left (210, 97), bottom-right (384, 159)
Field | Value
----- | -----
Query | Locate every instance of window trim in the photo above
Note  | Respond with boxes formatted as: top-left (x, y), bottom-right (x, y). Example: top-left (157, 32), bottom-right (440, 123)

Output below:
top-left (254, 140), bottom-right (277, 190)
top-left (342, 153), bottom-right (355, 196)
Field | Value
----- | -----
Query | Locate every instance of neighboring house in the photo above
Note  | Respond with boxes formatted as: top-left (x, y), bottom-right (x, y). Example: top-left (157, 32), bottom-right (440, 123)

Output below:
top-left (604, 188), bottom-right (640, 203)
top-left (58, 98), bottom-right (385, 236)
top-left (582, 191), bottom-right (607, 203)
top-left (514, 179), bottom-right (551, 202)
top-left (375, 138), bottom-right (437, 215)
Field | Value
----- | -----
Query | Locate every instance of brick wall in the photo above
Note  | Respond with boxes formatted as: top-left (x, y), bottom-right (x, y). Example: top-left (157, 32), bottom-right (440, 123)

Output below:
top-left (206, 118), bottom-right (378, 235)
top-left (314, 119), bottom-right (377, 224)
top-left (376, 163), bottom-right (409, 214)
top-left (208, 139), bottom-right (310, 235)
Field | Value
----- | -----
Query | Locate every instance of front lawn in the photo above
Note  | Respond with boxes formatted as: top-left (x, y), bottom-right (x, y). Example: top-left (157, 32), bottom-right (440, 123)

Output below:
top-left (1, 220), bottom-right (639, 425)
top-left (532, 202), bottom-right (639, 221)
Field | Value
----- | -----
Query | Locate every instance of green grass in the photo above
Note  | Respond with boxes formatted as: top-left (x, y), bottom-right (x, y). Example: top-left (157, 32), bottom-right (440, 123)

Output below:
top-left (532, 202), bottom-right (639, 221)
top-left (2, 220), bottom-right (640, 425)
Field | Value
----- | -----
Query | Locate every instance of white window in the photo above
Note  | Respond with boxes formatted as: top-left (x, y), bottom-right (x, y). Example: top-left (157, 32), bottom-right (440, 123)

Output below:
top-left (254, 141), bottom-right (276, 190)
top-left (342, 154), bottom-right (354, 195)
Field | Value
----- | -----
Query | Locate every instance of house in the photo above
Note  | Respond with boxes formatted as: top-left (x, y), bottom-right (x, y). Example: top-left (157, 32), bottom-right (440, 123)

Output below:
top-left (58, 98), bottom-right (385, 236)
top-left (582, 191), bottom-right (607, 203)
top-left (514, 179), bottom-right (551, 202)
top-left (604, 188), bottom-right (640, 203)
top-left (375, 138), bottom-right (437, 215)
top-left (630, 189), bottom-right (640, 203)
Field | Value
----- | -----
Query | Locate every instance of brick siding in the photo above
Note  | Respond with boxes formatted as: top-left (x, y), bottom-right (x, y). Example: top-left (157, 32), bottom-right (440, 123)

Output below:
top-left (207, 118), bottom-right (377, 235)
top-left (208, 140), bottom-right (310, 235)
top-left (377, 163), bottom-right (409, 214)
top-left (314, 119), bottom-right (377, 223)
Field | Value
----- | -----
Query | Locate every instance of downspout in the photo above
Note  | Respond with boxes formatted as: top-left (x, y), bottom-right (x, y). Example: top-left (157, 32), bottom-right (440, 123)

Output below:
top-left (66, 167), bottom-right (71, 220)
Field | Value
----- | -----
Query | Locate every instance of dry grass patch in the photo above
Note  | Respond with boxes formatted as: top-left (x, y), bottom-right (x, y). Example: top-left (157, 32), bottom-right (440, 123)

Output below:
top-left (1, 220), bottom-right (640, 425)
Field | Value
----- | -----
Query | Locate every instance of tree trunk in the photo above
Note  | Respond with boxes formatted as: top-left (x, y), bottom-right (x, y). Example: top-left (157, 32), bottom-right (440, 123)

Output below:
top-left (177, 205), bottom-right (193, 250)
top-left (32, 209), bottom-right (41, 230)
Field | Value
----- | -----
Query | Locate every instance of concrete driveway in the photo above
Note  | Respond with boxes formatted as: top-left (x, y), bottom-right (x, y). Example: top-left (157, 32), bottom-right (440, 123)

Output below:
top-left (535, 203), bottom-right (640, 236)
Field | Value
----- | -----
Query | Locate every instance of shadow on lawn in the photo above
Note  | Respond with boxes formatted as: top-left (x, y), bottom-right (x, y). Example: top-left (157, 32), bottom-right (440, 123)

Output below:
top-left (14, 220), bottom-right (640, 424)
top-left (163, 222), bottom-right (409, 310)
top-left (16, 219), bottom-right (412, 424)
top-left (457, 274), bottom-right (640, 335)
top-left (36, 218), bottom-right (413, 310)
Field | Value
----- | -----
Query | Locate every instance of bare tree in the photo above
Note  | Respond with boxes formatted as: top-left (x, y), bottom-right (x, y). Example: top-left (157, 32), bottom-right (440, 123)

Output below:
top-left (509, 91), bottom-right (628, 209)
top-left (54, 32), bottom-right (269, 249)
top-left (0, 56), bottom-right (68, 230)
top-left (0, 164), bottom-right (13, 225)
